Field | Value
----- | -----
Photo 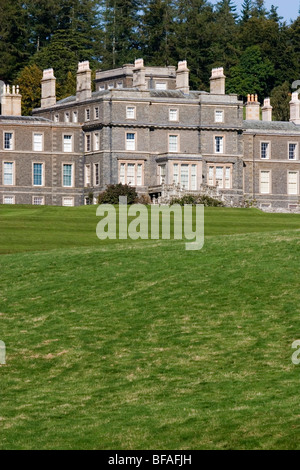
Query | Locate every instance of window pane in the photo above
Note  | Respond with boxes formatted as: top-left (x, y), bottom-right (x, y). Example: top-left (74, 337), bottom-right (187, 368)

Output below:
top-left (216, 166), bottom-right (223, 188)
top-left (169, 109), bottom-right (178, 121)
top-left (191, 164), bottom-right (197, 190)
top-left (169, 135), bottom-right (178, 152)
top-left (126, 133), bottom-right (135, 150)
top-left (33, 163), bottom-right (43, 186)
top-left (173, 164), bottom-right (179, 184)
top-left (260, 171), bottom-right (270, 193)
top-left (289, 144), bottom-right (297, 160)
top-left (120, 163), bottom-right (125, 184)
top-left (63, 135), bottom-right (72, 152)
top-left (180, 164), bottom-right (189, 189)
top-left (215, 111), bottom-right (223, 123)
top-left (33, 134), bottom-right (43, 151)
top-left (137, 164), bottom-right (142, 186)
top-left (63, 164), bottom-right (73, 187)
top-left (33, 197), bottom-right (44, 205)
top-left (63, 198), bottom-right (74, 207)
top-left (288, 171), bottom-right (298, 195)
top-left (4, 162), bottom-right (13, 185)
top-left (4, 196), bottom-right (14, 204)
top-left (261, 143), bottom-right (269, 159)
top-left (4, 133), bottom-right (13, 150)
top-left (215, 136), bottom-right (223, 153)
top-left (225, 167), bottom-right (231, 189)
top-left (127, 163), bottom-right (135, 185)
top-left (94, 163), bottom-right (100, 185)
top-left (160, 165), bottom-right (166, 184)
top-left (126, 107), bottom-right (135, 119)
top-left (208, 166), bottom-right (214, 186)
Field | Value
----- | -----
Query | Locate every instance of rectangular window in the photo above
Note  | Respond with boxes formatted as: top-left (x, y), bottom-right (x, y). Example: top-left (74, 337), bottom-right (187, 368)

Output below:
top-left (180, 164), bottom-right (189, 189)
top-left (120, 163), bottom-right (126, 184)
top-left (216, 166), bottom-right (224, 188)
top-left (62, 197), bottom-right (74, 207)
top-left (208, 166), bottom-right (214, 186)
top-left (108, 83), bottom-right (114, 89)
top-left (3, 162), bottom-right (14, 185)
top-left (127, 163), bottom-right (135, 185)
top-left (126, 107), bottom-right (135, 119)
top-left (288, 171), bottom-right (298, 195)
top-left (33, 163), bottom-right (43, 186)
top-left (94, 163), bottom-right (100, 186)
top-left (289, 143), bottom-right (297, 160)
top-left (33, 133), bottom-right (43, 152)
top-left (94, 133), bottom-right (100, 151)
top-left (94, 107), bottom-right (99, 119)
top-left (33, 196), bottom-right (44, 206)
top-left (86, 134), bottom-right (91, 152)
top-left (117, 82), bottom-right (123, 88)
top-left (260, 170), bottom-right (271, 194)
top-left (215, 110), bottom-right (224, 123)
top-left (173, 164), bottom-right (179, 184)
top-left (86, 109), bottom-right (90, 121)
top-left (4, 132), bottom-right (13, 150)
top-left (169, 109), bottom-right (178, 121)
top-left (126, 133), bottom-right (136, 151)
top-left (65, 112), bottom-right (70, 123)
top-left (225, 167), bottom-right (231, 189)
top-left (85, 164), bottom-right (91, 186)
top-left (63, 164), bottom-right (73, 187)
top-left (191, 164), bottom-right (197, 190)
top-left (3, 196), bottom-right (14, 204)
top-left (215, 136), bottom-right (224, 154)
top-left (169, 135), bottom-right (178, 152)
top-left (63, 135), bottom-right (73, 153)
top-left (73, 111), bottom-right (78, 123)
top-left (137, 164), bottom-right (142, 186)
top-left (160, 165), bottom-right (166, 184)
top-left (261, 142), bottom-right (270, 159)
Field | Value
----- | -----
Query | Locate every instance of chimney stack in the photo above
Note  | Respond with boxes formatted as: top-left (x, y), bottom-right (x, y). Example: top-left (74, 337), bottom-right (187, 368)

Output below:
top-left (245, 94), bottom-right (260, 120)
top-left (132, 59), bottom-right (146, 90)
top-left (176, 61), bottom-right (190, 94)
top-left (1, 84), bottom-right (22, 116)
top-left (210, 67), bottom-right (226, 95)
top-left (41, 68), bottom-right (56, 108)
top-left (76, 61), bottom-right (92, 101)
top-left (262, 98), bottom-right (272, 122)
top-left (290, 92), bottom-right (300, 125)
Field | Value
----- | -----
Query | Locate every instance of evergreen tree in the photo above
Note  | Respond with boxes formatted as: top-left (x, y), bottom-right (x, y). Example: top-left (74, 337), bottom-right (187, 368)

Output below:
top-left (17, 64), bottom-right (43, 115)
top-left (270, 81), bottom-right (291, 121)
top-left (227, 45), bottom-right (275, 99)
top-left (240, 0), bottom-right (252, 23)
top-left (251, 0), bottom-right (267, 18)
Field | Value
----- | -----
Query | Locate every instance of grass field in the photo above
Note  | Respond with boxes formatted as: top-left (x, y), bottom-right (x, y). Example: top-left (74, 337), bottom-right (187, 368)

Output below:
top-left (0, 204), bottom-right (300, 449)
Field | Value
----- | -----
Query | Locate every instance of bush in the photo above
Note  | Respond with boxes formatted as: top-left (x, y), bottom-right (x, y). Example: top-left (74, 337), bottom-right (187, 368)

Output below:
top-left (136, 194), bottom-right (152, 205)
top-left (97, 184), bottom-right (138, 205)
top-left (170, 194), bottom-right (223, 207)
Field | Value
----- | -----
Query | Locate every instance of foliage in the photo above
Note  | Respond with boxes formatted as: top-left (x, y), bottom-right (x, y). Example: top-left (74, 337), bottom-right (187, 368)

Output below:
top-left (270, 82), bottom-right (291, 121)
top-left (170, 194), bottom-right (224, 206)
top-left (97, 183), bottom-right (138, 205)
top-left (17, 65), bottom-right (43, 116)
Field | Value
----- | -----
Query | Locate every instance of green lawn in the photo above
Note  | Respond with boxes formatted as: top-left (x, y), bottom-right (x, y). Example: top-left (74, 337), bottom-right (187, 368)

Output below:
top-left (0, 205), bottom-right (300, 449)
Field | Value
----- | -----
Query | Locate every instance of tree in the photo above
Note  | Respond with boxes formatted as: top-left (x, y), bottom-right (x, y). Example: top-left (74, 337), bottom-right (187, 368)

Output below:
top-left (17, 64), bottom-right (43, 115)
top-left (240, 0), bottom-right (252, 23)
top-left (270, 82), bottom-right (291, 121)
top-left (227, 45), bottom-right (275, 99)
top-left (251, 0), bottom-right (267, 18)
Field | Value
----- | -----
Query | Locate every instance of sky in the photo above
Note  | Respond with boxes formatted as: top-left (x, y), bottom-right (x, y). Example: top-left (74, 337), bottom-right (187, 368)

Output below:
top-left (211, 0), bottom-right (299, 23)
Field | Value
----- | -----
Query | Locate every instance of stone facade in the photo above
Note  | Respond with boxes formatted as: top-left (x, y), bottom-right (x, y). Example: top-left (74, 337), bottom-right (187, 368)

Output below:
top-left (0, 58), bottom-right (299, 209)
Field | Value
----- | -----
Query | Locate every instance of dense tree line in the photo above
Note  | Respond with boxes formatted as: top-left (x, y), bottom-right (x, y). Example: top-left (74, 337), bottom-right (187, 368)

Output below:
top-left (0, 0), bottom-right (299, 118)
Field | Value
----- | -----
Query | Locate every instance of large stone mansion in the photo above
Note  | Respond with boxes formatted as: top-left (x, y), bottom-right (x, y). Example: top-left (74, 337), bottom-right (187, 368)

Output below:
top-left (0, 59), bottom-right (299, 209)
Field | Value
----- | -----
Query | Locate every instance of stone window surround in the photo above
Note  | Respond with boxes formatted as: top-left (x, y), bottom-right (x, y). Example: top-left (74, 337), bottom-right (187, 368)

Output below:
top-left (3, 160), bottom-right (15, 186)
top-left (214, 134), bottom-right (225, 154)
top-left (62, 162), bottom-right (75, 188)
top-left (3, 195), bottom-right (15, 204)
top-left (33, 131), bottom-right (44, 152)
top-left (260, 141), bottom-right (271, 160)
top-left (62, 133), bottom-right (74, 153)
top-left (119, 160), bottom-right (144, 186)
top-left (168, 133), bottom-right (180, 153)
top-left (259, 169), bottom-right (272, 194)
top-left (32, 196), bottom-right (45, 205)
top-left (3, 131), bottom-right (14, 151)
top-left (287, 169), bottom-right (299, 195)
top-left (125, 131), bottom-right (137, 151)
top-left (126, 106), bottom-right (136, 120)
top-left (207, 163), bottom-right (232, 189)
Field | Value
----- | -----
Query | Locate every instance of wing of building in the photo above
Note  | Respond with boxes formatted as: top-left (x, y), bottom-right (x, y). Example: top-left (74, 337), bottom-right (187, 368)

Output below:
top-left (0, 59), bottom-right (299, 209)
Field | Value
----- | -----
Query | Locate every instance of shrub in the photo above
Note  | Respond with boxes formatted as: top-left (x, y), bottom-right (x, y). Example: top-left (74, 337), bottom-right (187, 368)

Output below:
top-left (97, 184), bottom-right (138, 205)
top-left (136, 194), bottom-right (152, 205)
top-left (170, 194), bottom-right (223, 207)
